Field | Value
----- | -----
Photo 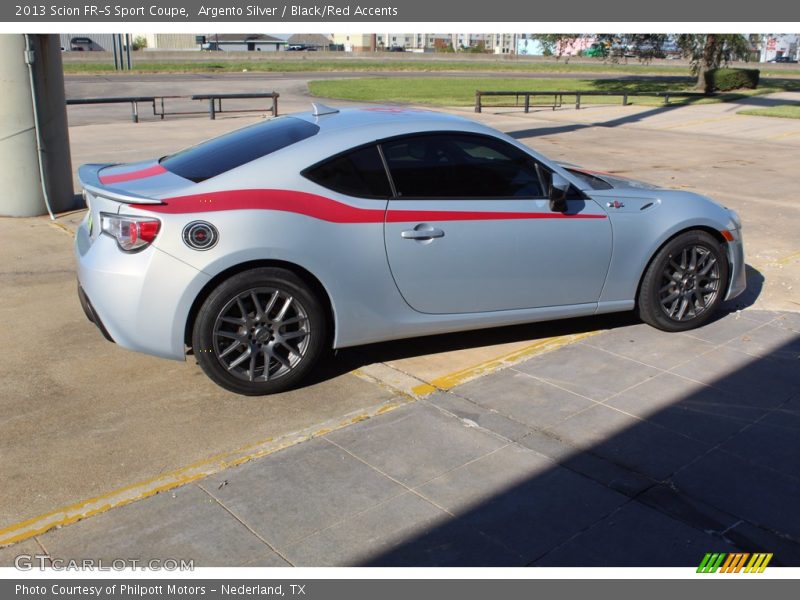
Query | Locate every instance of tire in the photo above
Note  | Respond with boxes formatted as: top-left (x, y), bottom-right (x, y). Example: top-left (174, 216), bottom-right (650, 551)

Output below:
top-left (638, 230), bottom-right (729, 332)
top-left (192, 267), bottom-right (328, 395)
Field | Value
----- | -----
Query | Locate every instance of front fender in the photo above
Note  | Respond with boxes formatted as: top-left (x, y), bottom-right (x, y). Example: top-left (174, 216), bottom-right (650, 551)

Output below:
top-left (595, 190), bottom-right (738, 303)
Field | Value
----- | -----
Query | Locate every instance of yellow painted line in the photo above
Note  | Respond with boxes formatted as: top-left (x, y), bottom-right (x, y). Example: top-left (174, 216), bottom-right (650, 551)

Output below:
top-left (656, 115), bottom-right (737, 130)
top-left (49, 221), bottom-right (76, 238)
top-left (423, 331), bottom-right (601, 393)
top-left (750, 249), bottom-right (800, 271)
top-left (0, 398), bottom-right (406, 548)
top-left (767, 129), bottom-right (800, 140)
top-left (776, 250), bottom-right (800, 265)
top-left (410, 383), bottom-right (438, 397)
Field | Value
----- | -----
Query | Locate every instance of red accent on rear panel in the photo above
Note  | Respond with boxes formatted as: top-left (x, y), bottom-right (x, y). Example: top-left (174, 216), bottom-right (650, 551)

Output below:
top-left (144, 190), bottom-right (385, 222)
top-left (99, 164), bottom-right (168, 185)
top-left (143, 189), bottom-right (608, 223)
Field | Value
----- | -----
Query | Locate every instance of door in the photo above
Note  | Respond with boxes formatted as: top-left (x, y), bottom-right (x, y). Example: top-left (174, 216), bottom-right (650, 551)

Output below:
top-left (382, 133), bottom-right (613, 314)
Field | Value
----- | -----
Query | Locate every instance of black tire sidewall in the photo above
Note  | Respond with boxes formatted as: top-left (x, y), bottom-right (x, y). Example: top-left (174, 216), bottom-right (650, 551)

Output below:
top-left (192, 267), bottom-right (327, 395)
top-left (638, 231), bottom-right (730, 332)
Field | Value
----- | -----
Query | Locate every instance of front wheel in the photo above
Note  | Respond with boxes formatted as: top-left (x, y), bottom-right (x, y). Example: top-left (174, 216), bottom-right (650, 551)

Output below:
top-left (193, 267), bottom-right (327, 395)
top-left (638, 230), bottom-right (729, 332)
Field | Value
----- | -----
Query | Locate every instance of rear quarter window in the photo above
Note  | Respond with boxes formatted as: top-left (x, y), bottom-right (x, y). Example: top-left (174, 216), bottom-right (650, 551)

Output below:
top-left (160, 117), bottom-right (319, 183)
top-left (302, 145), bottom-right (392, 198)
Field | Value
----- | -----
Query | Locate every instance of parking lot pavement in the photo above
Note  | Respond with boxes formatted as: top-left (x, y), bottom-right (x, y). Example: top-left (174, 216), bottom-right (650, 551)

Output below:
top-left (7, 308), bottom-right (796, 567)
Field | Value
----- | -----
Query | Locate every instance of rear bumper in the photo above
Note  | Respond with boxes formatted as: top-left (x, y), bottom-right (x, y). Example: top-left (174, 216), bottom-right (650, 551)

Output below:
top-left (77, 283), bottom-right (114, 343)
top-left (75, 218), bottom-right (212, 361)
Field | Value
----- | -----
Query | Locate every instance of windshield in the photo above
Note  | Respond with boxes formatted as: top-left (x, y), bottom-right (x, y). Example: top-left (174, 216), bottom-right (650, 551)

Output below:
top-left (565, 168), bottom-right (613, 190)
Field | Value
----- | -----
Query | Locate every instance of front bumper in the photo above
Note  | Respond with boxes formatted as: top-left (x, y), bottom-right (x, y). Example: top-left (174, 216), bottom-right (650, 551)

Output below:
top-left (724, 229), bottom-right (747, 301)
top-left (75, 218), bottom-right (211, 361)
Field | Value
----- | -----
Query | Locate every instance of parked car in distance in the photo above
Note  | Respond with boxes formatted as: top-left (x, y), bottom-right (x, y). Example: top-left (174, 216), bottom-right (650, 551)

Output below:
top-left (70, 36), bottom-right (101, 51)
top-left (75, 106), bottom-right (746, 395)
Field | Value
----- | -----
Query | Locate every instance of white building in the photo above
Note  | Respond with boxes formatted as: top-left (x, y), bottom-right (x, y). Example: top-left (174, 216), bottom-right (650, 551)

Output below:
top-left (144, 34), bottom-right (200, 50)
top-left (332, 33), bottom-right (375, 51)
top-left (375, 33), bottom-right (499, 52)
top-left (201, 34), bottom-right (286, 52)
top-left (760, 34), bottom-right (800, 61)
top-left (59, 33), bottom-right (115, 51)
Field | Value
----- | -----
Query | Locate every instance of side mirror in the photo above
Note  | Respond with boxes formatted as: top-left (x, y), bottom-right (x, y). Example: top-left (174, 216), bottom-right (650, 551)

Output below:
top-left (549, 173), bottom-right (570, 212)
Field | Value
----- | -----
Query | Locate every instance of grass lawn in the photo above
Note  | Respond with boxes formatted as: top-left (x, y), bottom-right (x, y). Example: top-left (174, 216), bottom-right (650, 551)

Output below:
top-left (62, 58), bottom-right (800, 78)
top-left (308, 77), bottom-right (800, 107)
top-left (738, 104), bottom-right (800, 119)
top-left (62, 59), bottom-right (692, 75)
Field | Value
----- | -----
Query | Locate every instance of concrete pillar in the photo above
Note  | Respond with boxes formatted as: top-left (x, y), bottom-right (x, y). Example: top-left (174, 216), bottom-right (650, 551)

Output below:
top-left (0, 34), bottom-right (74, 217)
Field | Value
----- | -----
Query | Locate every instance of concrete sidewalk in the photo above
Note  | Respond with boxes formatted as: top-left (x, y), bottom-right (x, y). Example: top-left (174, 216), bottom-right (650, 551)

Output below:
top-left (4, 308), bottom-right (797, 567)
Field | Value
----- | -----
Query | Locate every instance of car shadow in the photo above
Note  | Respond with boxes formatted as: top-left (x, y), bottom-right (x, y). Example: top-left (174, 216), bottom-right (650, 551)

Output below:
top-left (355, 328), bottom-right (800, 566)
top-left (505, 104), bottom-right (690, 140)
top-left (310, 311), bottom-right (638, 386)
top-left (306, 264), bottom-right (766, 389)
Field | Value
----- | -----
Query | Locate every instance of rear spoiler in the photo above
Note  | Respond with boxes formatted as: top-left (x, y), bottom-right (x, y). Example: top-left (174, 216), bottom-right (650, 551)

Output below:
top-left (78, 163), bottom-right (164, 205)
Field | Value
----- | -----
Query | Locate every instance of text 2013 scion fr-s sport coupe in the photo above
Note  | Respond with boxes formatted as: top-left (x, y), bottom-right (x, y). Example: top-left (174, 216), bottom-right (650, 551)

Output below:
top-left (75, 106), bottom-right (746, 395)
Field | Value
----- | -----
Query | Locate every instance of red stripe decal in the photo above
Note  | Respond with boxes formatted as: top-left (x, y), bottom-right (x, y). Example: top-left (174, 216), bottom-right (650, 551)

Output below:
top-left (141, 189), bottom-right (607, 222)
top-left (99, 164), bottom-right (167, 185)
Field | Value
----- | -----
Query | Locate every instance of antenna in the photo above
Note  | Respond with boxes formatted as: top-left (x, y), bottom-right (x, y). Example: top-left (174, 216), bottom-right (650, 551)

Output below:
top-left (311, 103), bottom-right (340, 117)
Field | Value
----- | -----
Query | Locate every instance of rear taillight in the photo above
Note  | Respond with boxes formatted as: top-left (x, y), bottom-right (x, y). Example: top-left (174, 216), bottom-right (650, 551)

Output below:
top-left (100, 213), bottom-right (161, 252)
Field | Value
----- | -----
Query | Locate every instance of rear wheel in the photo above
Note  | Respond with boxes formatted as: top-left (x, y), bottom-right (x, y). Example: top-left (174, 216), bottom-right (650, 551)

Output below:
top-left (638, 230), bottom-right (729, 332)
top-left (193, 268), bottom-right (327, 395)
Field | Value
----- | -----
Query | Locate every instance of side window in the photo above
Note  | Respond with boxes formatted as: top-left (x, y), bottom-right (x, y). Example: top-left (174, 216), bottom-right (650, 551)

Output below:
top-left (303, 145), bottom-right (392, 198)
top-left (381, 133), bottom-right (544, 199)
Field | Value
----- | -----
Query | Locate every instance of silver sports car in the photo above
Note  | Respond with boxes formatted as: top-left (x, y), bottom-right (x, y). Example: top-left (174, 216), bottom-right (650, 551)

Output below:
top-left (75, 105), bottom-right (746, 395)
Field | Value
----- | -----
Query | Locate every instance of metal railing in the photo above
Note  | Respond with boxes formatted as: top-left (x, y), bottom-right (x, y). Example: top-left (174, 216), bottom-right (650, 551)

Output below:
top-left (66, 92), bottom-right (280, 123)
top-left (190, 92), bottom-right (279, 120)
top-left (474, 90), bottom-right (710, 113)
top-left (66, 96), bottom-right (156, 123)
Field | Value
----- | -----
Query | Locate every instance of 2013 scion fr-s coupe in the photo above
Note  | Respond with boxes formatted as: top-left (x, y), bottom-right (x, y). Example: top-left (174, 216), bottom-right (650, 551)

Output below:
top-left (75, 105), bottom-right (746, 395)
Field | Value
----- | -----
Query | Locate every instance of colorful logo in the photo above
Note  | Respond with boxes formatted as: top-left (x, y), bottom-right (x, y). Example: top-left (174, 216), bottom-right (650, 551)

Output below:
top-left (697, 553), bottom-right (773, 573)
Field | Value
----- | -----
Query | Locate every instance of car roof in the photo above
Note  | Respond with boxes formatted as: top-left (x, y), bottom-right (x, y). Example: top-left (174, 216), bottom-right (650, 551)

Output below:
top-left (291, 106), bottom-right (486, 137)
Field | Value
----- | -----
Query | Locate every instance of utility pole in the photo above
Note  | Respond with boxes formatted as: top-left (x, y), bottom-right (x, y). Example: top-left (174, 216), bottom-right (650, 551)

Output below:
top-left (0, 34), bottom-right (74, 217)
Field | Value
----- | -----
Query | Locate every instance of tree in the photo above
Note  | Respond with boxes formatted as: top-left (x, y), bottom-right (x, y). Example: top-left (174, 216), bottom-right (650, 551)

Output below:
top-left (532, 34), bottom-right (579, 59)
top-left (132, 35), bottom-right (147, 51)
top-left (676, 34), bottom-right (752, 91)
top-left (531, 34), bottom-right (753, 93)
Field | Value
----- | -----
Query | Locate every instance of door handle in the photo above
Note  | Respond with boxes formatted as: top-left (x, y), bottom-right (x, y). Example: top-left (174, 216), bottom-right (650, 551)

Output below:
top-left (401, 226), bottom-right (445, 240)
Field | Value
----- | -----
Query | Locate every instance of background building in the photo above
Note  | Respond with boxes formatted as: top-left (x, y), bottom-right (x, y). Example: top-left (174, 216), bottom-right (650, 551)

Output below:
top-left (760, 34), bottom-right (800, 61)
top-left (286, 34), bottom-right (333, 51)
top-left (59, 33), bottom-right (114, 51)
top-left (331, 34), bottom-right (375, 51)
top-left (143, 34), bottom-right (199, 50)
top-left (200, 34), bottom-right (286, 52)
